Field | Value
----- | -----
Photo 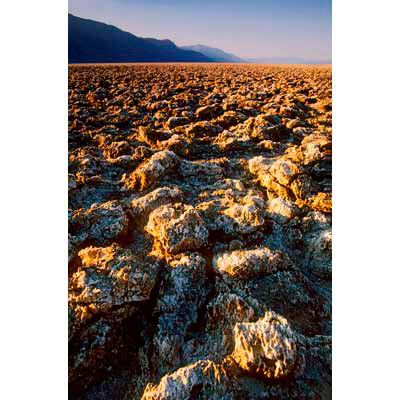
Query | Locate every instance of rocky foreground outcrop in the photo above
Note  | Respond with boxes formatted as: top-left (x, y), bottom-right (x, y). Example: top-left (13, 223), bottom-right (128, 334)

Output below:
top-left (68, 64), bottom-right (332, 399)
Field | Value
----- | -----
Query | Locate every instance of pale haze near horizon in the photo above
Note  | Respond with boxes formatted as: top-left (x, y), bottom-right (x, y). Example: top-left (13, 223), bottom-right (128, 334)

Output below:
top-left (68, 0), bottom-right (331, 60)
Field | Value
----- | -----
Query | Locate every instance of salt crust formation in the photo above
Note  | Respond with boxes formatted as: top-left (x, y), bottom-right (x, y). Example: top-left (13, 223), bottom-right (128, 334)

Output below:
top-left (68, 64), bottom-right (332, 399)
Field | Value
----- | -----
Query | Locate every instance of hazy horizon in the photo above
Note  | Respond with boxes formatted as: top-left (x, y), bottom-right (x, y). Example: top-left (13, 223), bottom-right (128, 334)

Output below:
top-left (68, 0), bottom-right (331, 61)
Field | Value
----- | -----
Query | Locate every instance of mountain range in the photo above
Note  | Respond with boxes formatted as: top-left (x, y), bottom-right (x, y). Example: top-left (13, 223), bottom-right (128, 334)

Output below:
top-left (68, 14), bottom-right (211, 63)
top-left (180, 44), bottom-right (244, 63)
top-left (68, 13), bottom-right (331, 64)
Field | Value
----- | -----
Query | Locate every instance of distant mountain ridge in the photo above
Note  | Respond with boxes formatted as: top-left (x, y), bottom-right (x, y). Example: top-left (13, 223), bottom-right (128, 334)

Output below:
top-left (68, 13), bottom-right (330, 65)
top-left (143, 38), bottom-right (178, 50)
top-left (68, 14), bottom-right (212, 63)
top-left (180, 44), bottom-right (244, 63)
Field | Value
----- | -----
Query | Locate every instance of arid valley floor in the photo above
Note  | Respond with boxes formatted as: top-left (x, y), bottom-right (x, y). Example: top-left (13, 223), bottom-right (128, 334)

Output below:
top-left (68, 64), bottom-right (332, 400)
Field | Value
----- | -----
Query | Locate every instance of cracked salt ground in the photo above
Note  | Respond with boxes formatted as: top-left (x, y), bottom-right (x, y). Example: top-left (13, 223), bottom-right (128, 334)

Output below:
top-left (68, 64), bottom-right (331, 399)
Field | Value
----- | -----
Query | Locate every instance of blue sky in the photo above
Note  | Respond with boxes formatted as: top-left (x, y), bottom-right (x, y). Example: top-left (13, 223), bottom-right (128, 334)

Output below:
top-left (68, 0), bottom-right (331, 59)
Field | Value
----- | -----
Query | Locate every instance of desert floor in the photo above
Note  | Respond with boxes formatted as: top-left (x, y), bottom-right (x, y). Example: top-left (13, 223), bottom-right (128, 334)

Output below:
top-left (68, 63), bottom-right (332, 400)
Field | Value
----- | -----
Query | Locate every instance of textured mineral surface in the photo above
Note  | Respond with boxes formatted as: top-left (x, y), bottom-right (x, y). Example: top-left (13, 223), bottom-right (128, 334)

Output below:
top-left (68, 63), bottom-right (332, 399)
